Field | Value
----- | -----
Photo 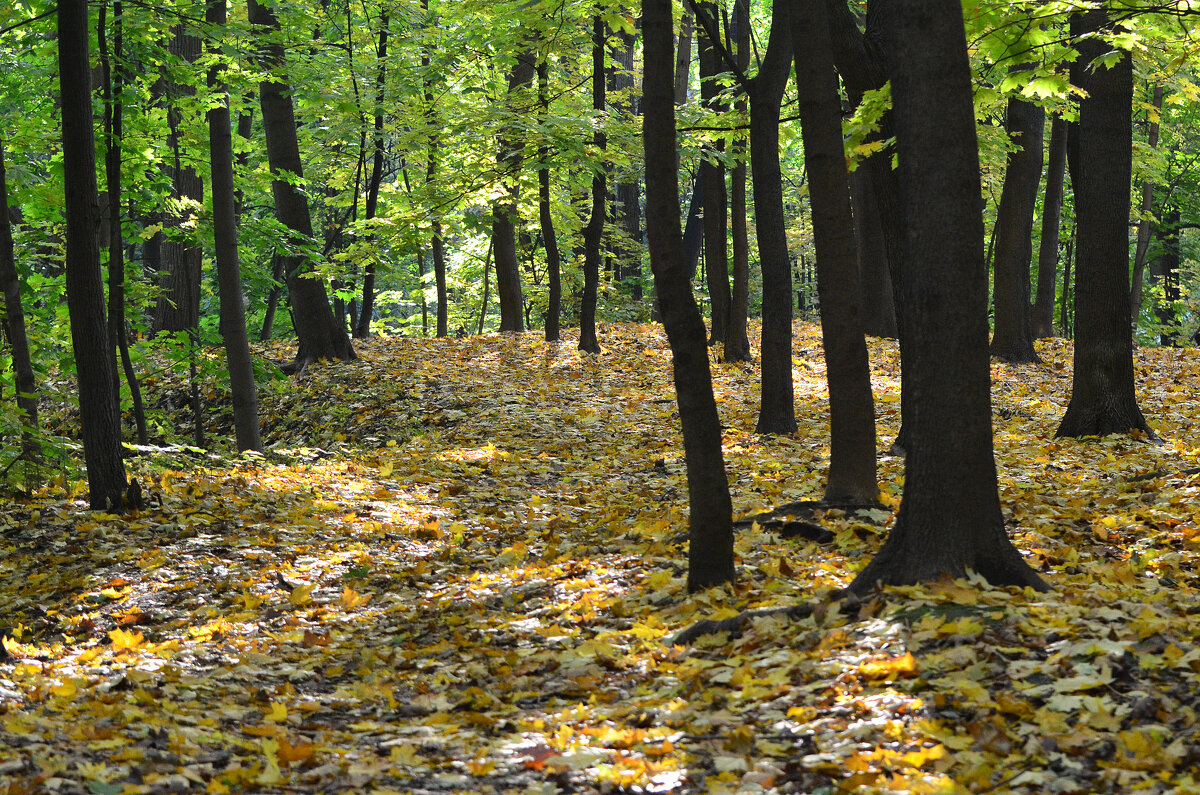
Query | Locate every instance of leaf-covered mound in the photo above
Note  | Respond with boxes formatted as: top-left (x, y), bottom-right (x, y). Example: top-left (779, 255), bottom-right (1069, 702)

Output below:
top-left (2, 324), bottom-right (1200, 794)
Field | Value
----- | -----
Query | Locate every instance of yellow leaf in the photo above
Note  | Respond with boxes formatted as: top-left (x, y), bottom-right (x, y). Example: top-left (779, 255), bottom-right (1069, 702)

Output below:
top-left (109, 628), bottom-right (144, 652)
top-left (340, 586), bottom-right (371, 609)
top-left (379, 460), bottom-right (394, 478)
top-left (52, 680), bottom-right (78, 699)
top-left (259, 738), bottom-right (284, 784)
top-left (389, 744), bottom-right (419, 765)
top-left (289, 584), bottom-right (316, 606)
top-left (265, 702), bottom-right (288, 723)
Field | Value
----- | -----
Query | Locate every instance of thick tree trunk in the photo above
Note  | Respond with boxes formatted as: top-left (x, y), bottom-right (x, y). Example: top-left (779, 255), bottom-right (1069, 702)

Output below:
top-left (248, 0), bottom-right (354, 369)
top-left (697, 2), bottom-right (731, 347)
top-left (750, 4), bottom-right (796, 435)
top-left (793, 0), bottom-right (878, 504)
top-left (354, 14), bottom-right (388, 340)
top-left (644, 0), bottom-right (734, 592)
top-left (1056, 10), bottom-right (1151, 438)
top-left (492, 42), bottom-right (536, 334)
top-left (849, 0), bottom-right (1045, 593)
top-left (1129, 84), bottom-right (1164, 327)
top-left (0, 141), bottom-right (40, 462)
top-left (579, 15), bottom-right (605, 355)
top-left (538, 62), bottom-right (562, 342)
top-left (989, 89), bottom-right (1044, 363)
top-left (1032, 114), bottom-right (1067, 338)
top-left (849, 167), bottom-right (897, 338)
top-left (207, 0), bottom-right (261, 452)
top-left (59, 0), bottom-right (134, 511)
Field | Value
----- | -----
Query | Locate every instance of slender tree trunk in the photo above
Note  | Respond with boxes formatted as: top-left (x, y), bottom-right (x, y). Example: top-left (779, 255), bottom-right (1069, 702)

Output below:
top-left (725, 0), bottom-right (751, 363)
top-left (579, 15), bottom-right (605, 355)
top-left (207, 0), bottom-right (261, 452)
top-left (1060, 235), bottom-right (1073, 336)
top-left (989, 85), bottom-right (1044, 363)
top-left (0, 141), bottom-right (40, 463)
top-left (697, 2), bottom-right (731, 346)
top-left (59, 0), bottom-right (135, 511)
top-left (675, 7), bottom-right (693, 104)
top-left (1129, 83), bottom-right (1164, 327)
top-left (1031, 114), bottom-right (1067, 338)
top-left (1056, 9), bottom-right (1151, 439)
top-left (793, 0), bottom-right (877, 504)
top-left (478, 241), bottom-right (493, 335)
top-left (1151, 206), bottom-right (1181, 345)
top-left (538, 61), bottom-right (563, 342)
top-left (492, 39), bottom-right (536, 334)
top-left (644, 0), bottom-right (734, 592)
top-left (849, 167), bottom-right (898, 337)
top-left (355, 13), bottom-right (388, 339)
top-left (248, 0), bottom-right (354, 370)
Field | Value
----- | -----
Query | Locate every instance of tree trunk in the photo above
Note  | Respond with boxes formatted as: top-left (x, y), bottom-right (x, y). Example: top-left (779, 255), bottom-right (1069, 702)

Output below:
top-left (354, 13), bottom-right (388, 340)
top-left (1151, 206), bottom-right (1181, 345)
top-left (697, 2), bottom-right (731, 347)
top-left (675, 7), bottom-right (693, 104)
top-left (248, 0), bottom-right (354, 370)
top-left (792, 0), bottom-right (878, 505)
top-left (849, 167), bottom-right (898, 337)
top-left (1056, 10), bottom-right (1151, 439)
top-left (749, 4), bottom-right (796, 435)
top-left (579, 15), bottom-right (605, 355)
top-left (492, 41), bottom-right (536, 334)
top-left (644, 0), bottom-right (734, 592)
top-left (0, 141), bottom-right (40, 463)
top-left (1031, 113), bottom-right (1067, 338)
top-left (207, 0), bottom-right (261, 452)
top-left (989, 87), bottom-right (1043, 363)
top-left (725, 0), bottom-right (752, 363)
top-left (1129, 83), bottom-right (1164, 328)
top-left (59, 0), bottom-right (134, 511)
top-left (538, 61), bottom-right (562, 342)
top-left (848, 0), bottom-right (1045, 594)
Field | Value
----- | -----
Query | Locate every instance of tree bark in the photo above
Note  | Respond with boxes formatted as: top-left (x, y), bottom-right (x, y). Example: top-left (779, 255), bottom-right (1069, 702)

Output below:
top-left (1031, 114), bottom-right (1067, 338)
top-left (644, 0), bottom-right (734, 592)
top-left (0, 140), bottom-right (40, 463)
top-left (492, 40), bottom-right (536, 333)
top-left (989, 87), bottom-right (1043, 363)
top-left (697, 2), bottom-right (731, 347)
top-left (207, 0), bottom-right (261, 452)
top-left (538, 61), bottom-right (562, 342)
top-left (59, 0), bottom-right (134, 511)
top-left (675, 7), bottom-right (693, 104)
top-left (354, 13), bottom-right (388, 340)
top-left (725, 0), bottom-right (752, 363)
top-left (792, 0), bottom-right (878, 504)
top-left (848, 0), bottom-right (1045, 593)
top-left (248, 0), bottom-right (354, 370)
top-left (1056, 10), bottom-right (1151, 439)
top-left (1129, 83), bottom-right (1164, 327)
top-left (1151, 206), bottom-right (1181, 345)
top-left (579, 15), bottom-right (605, 355)
top-left (849, 167), bottom-right (898, 337)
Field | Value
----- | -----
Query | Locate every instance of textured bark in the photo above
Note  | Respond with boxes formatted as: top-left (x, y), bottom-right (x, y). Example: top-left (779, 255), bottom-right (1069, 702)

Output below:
top-left (697, 2), bottom-right (731, 346)
top-left (0, 141), bottom-right (39, 462)
top-left (1129, 84), bottom-right (1164, 327)
top-left (579, 15), bottom-right (605, 355)
top-left (248, 0), bottom-right (354, 369)
top-left (644, 0), bottom-right (734, 592)
top-left (59, 0), bottom-right (133, 510)
top-left (792, 0), bottom-right (878, 504)
top-left (849, 167), bottom-right (897, 338)
top-left (611, 25), bottom-right (643, 300)
top-left (1151, 207), bottom-right (1181, 345)
top-left (1056, 10), bottom-right (1151, 439)
top-left (207, 0), bottom-right (261, 452)
top-left (354, 14), bottom-right (388, 340)
top-left (492, 40), bottom-right (536, 333)
top-left (990, 90), bottom-right (1044, 363)
top-left (675, 7), bottom-right (693, 104)
top-left (1032, 114), bottom-right (1067, 338)
top-left (725, 0), bottom-right (752, 363)
top-left (848, 0), bottom-right (1045, 594)
top-left (538, 62), bottom-right (562, 342)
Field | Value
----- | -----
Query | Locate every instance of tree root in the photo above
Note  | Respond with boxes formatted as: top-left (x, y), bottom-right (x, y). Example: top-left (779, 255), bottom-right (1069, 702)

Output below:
top-left (671, 590), bottom-right (862, 645)
top-left (734, 500), bottom-right (888, 543)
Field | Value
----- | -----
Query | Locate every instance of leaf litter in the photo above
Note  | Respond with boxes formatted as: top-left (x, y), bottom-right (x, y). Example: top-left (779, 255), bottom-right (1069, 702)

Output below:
top-left (2, 324), bottom-right (1200, 794)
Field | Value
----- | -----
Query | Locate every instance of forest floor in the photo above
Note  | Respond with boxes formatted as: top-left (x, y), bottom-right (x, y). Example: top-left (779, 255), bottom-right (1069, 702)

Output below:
top-left (3, 322), bottom-right (1200, 794)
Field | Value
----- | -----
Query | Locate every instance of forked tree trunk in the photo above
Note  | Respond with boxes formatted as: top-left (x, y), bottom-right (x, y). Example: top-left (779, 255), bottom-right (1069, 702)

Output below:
top-left (1056, 9), bottom-right (1151, 439)
top-left (848, 0), bottom-right (1046, 594)
top-left (248, 0), bottom-right (354, 370)
top-left (990, 87), bottom-right (1043, 363)
top-left (792, 0), bottom-right (878, 505)
top-left (59, 0), bottom-right (135, 511)
top-left (1031, 114), bottom-right (1067, 338)
top-left (644, 0), bottom-right (734, 592)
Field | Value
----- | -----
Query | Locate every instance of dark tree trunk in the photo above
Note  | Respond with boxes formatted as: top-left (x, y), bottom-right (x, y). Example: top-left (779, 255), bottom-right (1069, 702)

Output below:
top-left (792, 0), bottom-right (878, 504)
top-left (725, 0), bottom-right (752, 363)
top-left (848, 0), bottom-right (1045, 594)
top-left (0, 141), bottom-right (40, 463)
top-left (681, 171), bottom-right (705, 278)
top-left (100, 1), bottom-right (148, 446)
top-left (354, 13), bottom-right (388, 340)
top-left (697, 2), bottom-right (731, 347)
top-left (1151, 206), bottom-right (1181, 346)
top-left (207, 0), bottom-right (261, 452)
top-left (1056, 10), bottom-right (1151, 439)
top-left (989, 88), bottom-right (1044, 363)
top-left (849, 167), bottom-right (898, 338)
top-left (154, 26), bottom-right (204, 335)
top-left (644, 0), bottom-right (734, 592)
top-left (1032, 114), bottom-right (1067, 338)
top-left (749, 3), bottom-right (796, 434)
top-left (1129, 84), bottom-right (1164, 327)
top-left (611, 24), bottom-right (643, 300)
top-left (579, 15), bottom-right (605, 355)
top-left (492, 43), bottom-right (536, 333)
top-left (248, 0), bottom-right (354, 370)
top-left (59, 0), bottom-right (134, 511)
top-left (538, 62), bottom-right (562, 342)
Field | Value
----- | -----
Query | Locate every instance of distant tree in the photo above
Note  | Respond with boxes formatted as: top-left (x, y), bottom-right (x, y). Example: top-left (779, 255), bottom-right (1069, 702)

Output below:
top-left (538, 60), bottom-right (563, 342)
top-left (725, 0), bottom-right (752, 364)
top-left (1031, 114), bottom-right (1067, 338)
top-left (848, 0), bottom-right (1045, 593)
top-left (696, 1), bottom-right (731, 348)
top-left (354, 11), bottom-right (389, 340)
top-left (0, 140), bottom-right (39, 464)
top-left (59, 0), bottom-right (137, 510)
top-left (1129, 84), bottom-right (1165, 326)
top-left (644, 0), bottom-right (734, 591)
top-left (579, 14), bottom-right (604, 355)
